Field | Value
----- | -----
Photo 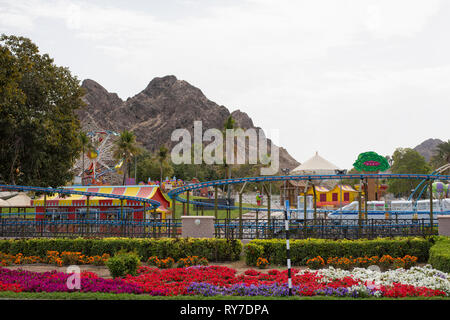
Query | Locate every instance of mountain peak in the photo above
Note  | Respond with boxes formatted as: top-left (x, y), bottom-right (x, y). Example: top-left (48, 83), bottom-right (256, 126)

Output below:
top-left (78, 76), bottom-right (300, 171)
top-left (413, 138), bottom-right (444, 162)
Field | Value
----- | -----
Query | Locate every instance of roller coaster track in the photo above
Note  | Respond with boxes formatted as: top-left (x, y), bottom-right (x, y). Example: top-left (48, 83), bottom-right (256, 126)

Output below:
top-left (0, 184), bottom-right (161, 210)
top-left (168, 173), bottom-right (450, 212)
top-left (408, 164), bottom-right (450, 201)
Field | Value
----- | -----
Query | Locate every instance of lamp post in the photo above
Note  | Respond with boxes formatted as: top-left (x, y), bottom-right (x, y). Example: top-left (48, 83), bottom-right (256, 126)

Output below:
top-left (281, 168), bottom-right (290, 208)
top-left (335, 169), bottom-right (348, 222)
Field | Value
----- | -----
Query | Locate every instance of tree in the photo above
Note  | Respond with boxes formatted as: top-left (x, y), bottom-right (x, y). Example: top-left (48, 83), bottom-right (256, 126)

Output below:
top-left (113, 130), bottom-right (140, 185)
top-left (157, 145), bottom-right (169, 182)
top-left (78, 131), bottom-right (92, 185)
top-left (431, 140), bottom-right (450, 173)
top-left (0, 35), bottom-right (84, 187)
top-left (129, 150), bottom-right (173, 183)
top-left (222, 115), bottom-right (236, 180)
top-left (387, 148), bottom-right (431, 197)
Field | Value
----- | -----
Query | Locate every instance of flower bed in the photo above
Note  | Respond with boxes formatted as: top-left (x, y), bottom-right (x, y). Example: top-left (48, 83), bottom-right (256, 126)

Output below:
top-left (0, 251), bottom-right (110, 267)
top-left (0, 268), bottom-right (142, 294)
top-left (0, 265), bottom-right (448, 298)
top-left (306, 255), bottom-right (418, 270)
top-left (122, 265), bottom-right (448, 298)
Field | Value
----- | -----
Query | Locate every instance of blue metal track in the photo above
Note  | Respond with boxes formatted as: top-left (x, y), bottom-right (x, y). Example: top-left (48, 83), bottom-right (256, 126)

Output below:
top-left (168, 173), bottom-right (450, 212)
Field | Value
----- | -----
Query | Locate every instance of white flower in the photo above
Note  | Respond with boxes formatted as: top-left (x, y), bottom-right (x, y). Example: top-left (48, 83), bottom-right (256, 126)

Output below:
top-left (297, 265), bottom-right (450, 295)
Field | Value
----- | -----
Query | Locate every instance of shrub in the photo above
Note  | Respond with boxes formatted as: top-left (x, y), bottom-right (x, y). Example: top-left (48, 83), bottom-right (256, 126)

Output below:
top-left (176, 256), bottom-right (209, 268)
top-left (106, 251), bottom-right (141, 278)
top-left (157, 257), bottom-right (174, 269)
top-left (256, 257), bottom-right (269, 269)
top-left (147, 256), bottom-right (160, 266)
top-left (306, 256), bottom-right (325, 270)
top-left (245, 237), bottom-right (434, 266)
top-left (428, 237), bottom-right (450, 272)
top-left (0, 238), bottom-right (242, 262)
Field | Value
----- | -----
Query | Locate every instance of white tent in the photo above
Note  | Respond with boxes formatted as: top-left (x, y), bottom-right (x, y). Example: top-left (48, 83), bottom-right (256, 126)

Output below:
top-left (6, 193), bottom-right (32, 207)
top-left (291, 151), bottom-right (340, 175)
top-left (0, 199), bottom-right (10, 207)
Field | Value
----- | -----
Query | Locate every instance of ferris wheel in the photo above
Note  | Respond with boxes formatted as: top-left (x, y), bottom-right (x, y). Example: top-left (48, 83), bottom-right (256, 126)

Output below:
top-left (74, 130), bottom-right (123, 185)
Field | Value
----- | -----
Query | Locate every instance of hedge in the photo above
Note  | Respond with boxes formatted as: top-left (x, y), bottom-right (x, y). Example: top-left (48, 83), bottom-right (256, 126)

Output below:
top-left (0, 238), bottom-right (242, 262)
top-left (428, 236), bottom-right (450, 273)
top-left (245, 237), bottom-right (436, 266)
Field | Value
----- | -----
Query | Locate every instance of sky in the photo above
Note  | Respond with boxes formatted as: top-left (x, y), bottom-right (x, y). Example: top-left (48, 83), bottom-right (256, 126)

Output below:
top-left (1, 0), bottom-right (449, 170)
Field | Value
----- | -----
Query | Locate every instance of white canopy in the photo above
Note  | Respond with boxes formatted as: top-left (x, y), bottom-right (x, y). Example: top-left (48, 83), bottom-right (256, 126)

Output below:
top-left (6, 193), bottom-right (32, 207)
top-left (0, 199), bottom-right (10, 207)
top-left (291, 151), bottom-right (340, 175)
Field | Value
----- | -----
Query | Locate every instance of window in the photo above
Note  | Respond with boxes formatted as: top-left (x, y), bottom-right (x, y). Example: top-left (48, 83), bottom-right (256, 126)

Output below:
top-left (76, 208), bottom-right (99, 220)
top-left (344, 193), bottom-right (350, 201)
top-left (319, 194), bottom-right (327, 202)
top-left (332, 193), bottom-right (338, 201)
top-left (45, 208), bottom-right (68, 221)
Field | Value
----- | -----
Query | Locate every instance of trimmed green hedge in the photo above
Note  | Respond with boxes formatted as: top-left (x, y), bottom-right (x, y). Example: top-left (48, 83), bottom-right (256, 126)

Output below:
top-left (428, 236), bottom-right (450, 273)
top-left (245, 237), bottom-right (436, 266)
top-left (0, 238), bottom-right (242, 262)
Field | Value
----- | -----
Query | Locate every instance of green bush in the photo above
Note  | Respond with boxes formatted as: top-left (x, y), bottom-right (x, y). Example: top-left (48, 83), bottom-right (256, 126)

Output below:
top-left (0, 238), bottom-right (242, 262)
top-left (428, 237), bottom-right (450, 272)
top-left (245, 237), bottom-right (435, 266)
top-left (106, 251), bottom-right (141, 278)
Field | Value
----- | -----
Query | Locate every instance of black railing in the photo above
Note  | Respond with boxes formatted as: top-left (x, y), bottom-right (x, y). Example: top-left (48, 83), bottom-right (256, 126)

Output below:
top-left (0, 218), bottom-right (182, 238)
top-left (214, 218), bottom-right (438, 240)
top-left (0, 217), bottom-right (437, 240)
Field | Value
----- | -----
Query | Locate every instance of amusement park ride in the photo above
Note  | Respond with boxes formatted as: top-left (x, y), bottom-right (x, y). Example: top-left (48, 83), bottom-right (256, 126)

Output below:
top-left (72, 130), bottom-right (124, 185)
top-left (0, 149), bottom-right (448, 239)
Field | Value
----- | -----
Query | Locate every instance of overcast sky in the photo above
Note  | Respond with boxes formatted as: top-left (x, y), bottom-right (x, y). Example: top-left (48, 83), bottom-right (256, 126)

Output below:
top-left (1, 0), bottom-right (449, 169)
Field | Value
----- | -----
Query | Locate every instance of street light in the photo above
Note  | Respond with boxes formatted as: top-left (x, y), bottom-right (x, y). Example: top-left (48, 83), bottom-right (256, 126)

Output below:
top-left (335, 169), bottom-right (348, 222)
top-left (281, 168), bottom-right (290, 208)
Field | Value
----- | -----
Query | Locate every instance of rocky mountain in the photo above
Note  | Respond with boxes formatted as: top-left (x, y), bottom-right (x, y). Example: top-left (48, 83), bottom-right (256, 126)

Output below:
top-left (413, 138), bottom-right (444, 162)
top-left (77, 75), bottom-right (300, 175)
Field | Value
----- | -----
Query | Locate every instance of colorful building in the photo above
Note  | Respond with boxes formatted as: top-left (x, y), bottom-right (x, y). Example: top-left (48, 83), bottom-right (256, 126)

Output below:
top-left (306, 185), bottom-right (358, 208)
top-left (32, 185), bottom-right (172, 222)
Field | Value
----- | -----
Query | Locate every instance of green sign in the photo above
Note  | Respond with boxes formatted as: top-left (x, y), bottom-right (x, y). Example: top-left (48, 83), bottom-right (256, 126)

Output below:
top-left (353, 151), bottom-right (390, 172)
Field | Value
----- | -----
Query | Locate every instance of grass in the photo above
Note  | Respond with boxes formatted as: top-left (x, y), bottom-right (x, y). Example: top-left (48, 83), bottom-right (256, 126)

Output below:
top-left (173, 195), bottom-right (263, 220)
top-left (0, 291), bottom-right (449, 300)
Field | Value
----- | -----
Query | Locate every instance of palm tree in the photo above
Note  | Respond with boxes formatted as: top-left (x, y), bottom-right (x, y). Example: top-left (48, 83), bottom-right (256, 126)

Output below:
top-left (157, 145), bottom-right (169, 183)
top-left (431, 140), bottom-right (450, 172)
top-left (223, 116), bottom-right (236, 180)
top-left (79, 132), bottom-right (91, 185)
top-left (114, 130), bottom-right (140, 185)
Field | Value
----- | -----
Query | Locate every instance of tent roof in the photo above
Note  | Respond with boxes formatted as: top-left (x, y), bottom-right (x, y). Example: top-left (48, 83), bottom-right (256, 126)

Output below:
top-left (32, 185), bottom-right (171, 207)
top-left (5, 193), bottom-right (32, 207)
top-left (0, 199), bottom-right (10, 207)
top-left (291, 152), bottom-right (340, 173)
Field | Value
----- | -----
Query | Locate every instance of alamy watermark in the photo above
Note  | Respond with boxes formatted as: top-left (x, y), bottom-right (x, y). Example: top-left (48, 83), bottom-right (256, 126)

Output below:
top-left (171, 121), bottom-right (280, 175)
top-left (66, 265), bottom-right (81, 290)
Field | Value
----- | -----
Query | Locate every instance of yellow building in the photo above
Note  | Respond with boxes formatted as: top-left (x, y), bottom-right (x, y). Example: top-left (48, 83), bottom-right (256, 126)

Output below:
top-left (305, 184), bottom-right (358, 207)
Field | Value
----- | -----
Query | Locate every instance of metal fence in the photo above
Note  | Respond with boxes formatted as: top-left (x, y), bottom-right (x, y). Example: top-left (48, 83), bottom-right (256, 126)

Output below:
top-left (0, 218), bottom-right (182, 238)
top-left (0, 217), bottom-right (437, 240)
top-left (214, 218), bottom-right (438, 240)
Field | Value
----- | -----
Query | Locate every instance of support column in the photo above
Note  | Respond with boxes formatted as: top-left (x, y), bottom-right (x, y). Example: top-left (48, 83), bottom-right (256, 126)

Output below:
top-left (364, 179), bottom-right (368, 221)
top-left (263, 183), bottom-right (271, 238)
top-left (312, 184), bottom-right (317, 224)
top-left (239, 192), bottom-right (243, 239)
top-left (214, 185), bottom-right (218, 219)
top-left (186, 190), bottom-right (190, 216)
top-left (172, 198), bottom-right (176, 219)
top-left (430, 180), bottom-right (434, 233)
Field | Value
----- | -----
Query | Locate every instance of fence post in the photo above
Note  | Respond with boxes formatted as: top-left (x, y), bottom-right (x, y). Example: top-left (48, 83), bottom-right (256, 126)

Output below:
top-left (186, 190), bottom-right (190, 216)
top-left (429, 180), bottom-right (433, 235)
top-left (256, 209), bottom-right (259, 239)
top-left (284, 199), bottom-right (292, 296)
top-left (239, 193), bottom-right (243, 239)
top-left (214, 186), bottom-right (218, 219)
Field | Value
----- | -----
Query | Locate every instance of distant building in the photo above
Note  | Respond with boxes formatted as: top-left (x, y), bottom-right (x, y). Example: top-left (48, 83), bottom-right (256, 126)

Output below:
top-left (281, 152), bottom-right (341, 205)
